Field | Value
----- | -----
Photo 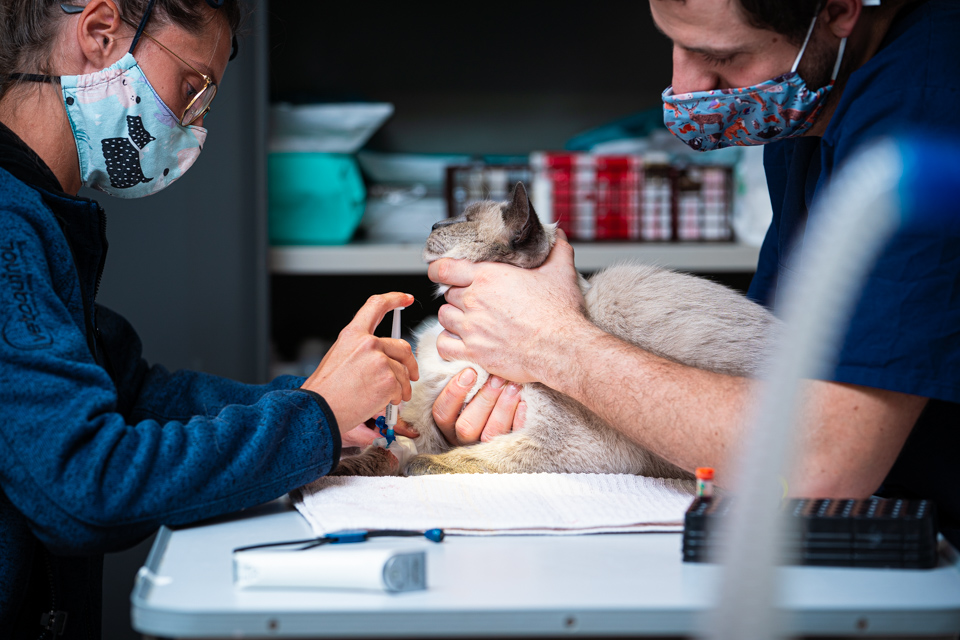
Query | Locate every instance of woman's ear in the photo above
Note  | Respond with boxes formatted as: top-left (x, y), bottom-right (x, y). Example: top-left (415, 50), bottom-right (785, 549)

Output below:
top-left (75, 0), bottom-right (127, 70)
top-left (821, 0), bottom-right (862, 38)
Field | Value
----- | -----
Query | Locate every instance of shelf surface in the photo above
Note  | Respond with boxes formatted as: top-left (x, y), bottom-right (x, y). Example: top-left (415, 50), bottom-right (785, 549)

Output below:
top-left (270, 242), bottom-right (761, 275)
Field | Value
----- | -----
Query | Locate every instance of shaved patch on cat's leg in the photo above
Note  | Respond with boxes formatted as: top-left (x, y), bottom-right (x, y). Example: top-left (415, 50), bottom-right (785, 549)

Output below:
top-left (405, 452), bottom-right (494, 475)
top-left (329, 446), bottom-right (401, 477)
top-left (404, 435), bottom-right (539, 475)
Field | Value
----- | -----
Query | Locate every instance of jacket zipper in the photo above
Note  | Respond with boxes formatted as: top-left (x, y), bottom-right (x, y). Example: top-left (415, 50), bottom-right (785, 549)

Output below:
top-left (54, 202), bottom-right (114, 378)
top-left (91, 207), bottom-right (117, 382)
top-left (36, 551), bottom-right (68, 639)
top-left (93, 206), bottom-right (107, 301)
top-left (40, 551), bottom-right (55, 639)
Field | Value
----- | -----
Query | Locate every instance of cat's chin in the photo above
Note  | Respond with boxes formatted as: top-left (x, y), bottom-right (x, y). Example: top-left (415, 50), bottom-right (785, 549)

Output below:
top-left (421, 237), bottom-right (449, 263)
top-left (434, 283), bottom-right (451, 298)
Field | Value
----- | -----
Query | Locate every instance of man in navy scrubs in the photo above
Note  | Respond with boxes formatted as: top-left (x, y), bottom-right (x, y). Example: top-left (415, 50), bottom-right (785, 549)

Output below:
top-left (426, 0), bottom-right (960, 545)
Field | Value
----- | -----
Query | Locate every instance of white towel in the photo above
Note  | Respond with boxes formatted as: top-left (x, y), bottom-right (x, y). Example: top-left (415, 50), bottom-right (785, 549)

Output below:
top-left (293, 473), bottom-right (695, 536)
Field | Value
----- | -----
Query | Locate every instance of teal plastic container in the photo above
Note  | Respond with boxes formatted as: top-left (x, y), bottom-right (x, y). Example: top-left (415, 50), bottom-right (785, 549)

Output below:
top-left (268, 153), bottom-right (366, 245)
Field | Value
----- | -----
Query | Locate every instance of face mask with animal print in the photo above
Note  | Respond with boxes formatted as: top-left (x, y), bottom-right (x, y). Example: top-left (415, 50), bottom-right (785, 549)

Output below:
top-left (661, 14), bottom-right (846, 152)
top-left (58, 52), bottom-right (207, 198)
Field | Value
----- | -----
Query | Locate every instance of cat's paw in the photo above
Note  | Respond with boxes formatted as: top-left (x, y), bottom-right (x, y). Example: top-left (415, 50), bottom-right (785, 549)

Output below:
top-left (330, 446), bottom-right (400, 476)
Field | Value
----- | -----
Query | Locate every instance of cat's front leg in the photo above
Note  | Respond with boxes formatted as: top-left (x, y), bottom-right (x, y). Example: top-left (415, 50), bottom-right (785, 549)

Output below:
top-left (329, 445), bottom-right (401, 477)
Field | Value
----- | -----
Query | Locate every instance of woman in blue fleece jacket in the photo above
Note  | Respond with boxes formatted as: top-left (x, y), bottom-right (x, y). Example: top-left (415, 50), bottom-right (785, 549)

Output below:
top-left (0, 1), bottom-right (419, 636)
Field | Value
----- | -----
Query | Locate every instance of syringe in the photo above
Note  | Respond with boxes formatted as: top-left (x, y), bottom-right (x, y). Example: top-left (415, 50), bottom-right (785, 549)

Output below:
top-left (380, 307), bottom-right (402, 445)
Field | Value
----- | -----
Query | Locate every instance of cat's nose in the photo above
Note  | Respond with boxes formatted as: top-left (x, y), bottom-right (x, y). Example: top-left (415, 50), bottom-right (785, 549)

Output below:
top-left (433, 215), bottom-right (465, 230)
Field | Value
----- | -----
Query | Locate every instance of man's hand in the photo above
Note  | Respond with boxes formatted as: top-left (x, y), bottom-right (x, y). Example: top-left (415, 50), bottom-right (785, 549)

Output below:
top-left (427, 231), bottom-right (588, 386)
top-left (301, 293), bottom-right (419, 435)
top-left (431, 369), bottom-right (527, 445)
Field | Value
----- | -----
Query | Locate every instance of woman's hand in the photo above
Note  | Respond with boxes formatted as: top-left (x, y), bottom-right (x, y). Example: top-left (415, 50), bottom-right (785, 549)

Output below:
top-left (301, 293), bottom-right (419, 435)
top-left (431, 369), bottom-right (527, 445)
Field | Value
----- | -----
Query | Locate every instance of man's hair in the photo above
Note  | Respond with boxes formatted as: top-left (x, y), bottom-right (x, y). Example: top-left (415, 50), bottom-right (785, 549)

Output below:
top-left (735, 0), bottom-right (822, 45)
top-left (0, 1), bottom-right (243, 99)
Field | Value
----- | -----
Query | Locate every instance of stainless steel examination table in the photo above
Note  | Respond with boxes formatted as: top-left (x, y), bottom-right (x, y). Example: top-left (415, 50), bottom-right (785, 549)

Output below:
top-left (131, 499), bottom-right (960, 639)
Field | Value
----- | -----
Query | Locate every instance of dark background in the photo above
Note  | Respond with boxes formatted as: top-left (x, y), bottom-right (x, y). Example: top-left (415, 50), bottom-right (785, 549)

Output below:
top-left (268, 1), bottom-right (673, 154)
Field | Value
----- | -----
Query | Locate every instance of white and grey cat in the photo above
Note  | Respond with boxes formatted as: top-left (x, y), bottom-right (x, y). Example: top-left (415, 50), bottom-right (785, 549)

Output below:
top-left (333, 183), bottom-right (779, 479)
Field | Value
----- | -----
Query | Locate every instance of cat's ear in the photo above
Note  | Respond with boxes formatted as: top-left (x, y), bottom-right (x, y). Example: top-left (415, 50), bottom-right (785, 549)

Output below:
top-left (503, 182), bottom-right (544, 250)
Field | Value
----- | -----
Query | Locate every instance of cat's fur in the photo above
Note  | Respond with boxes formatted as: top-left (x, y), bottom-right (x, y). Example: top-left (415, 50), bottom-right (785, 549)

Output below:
top-left (331, 183), bottom-right (779, 478)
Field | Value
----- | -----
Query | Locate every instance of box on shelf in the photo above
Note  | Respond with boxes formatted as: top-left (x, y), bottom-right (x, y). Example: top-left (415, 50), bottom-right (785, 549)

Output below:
top-left (268, 153), bottom-right (366, 246)
top-left (268, 103), bottom-right (394, 246)
top-left (270, 103), bottom-right (394, 154)
top-left (446, 164), bottom-right (533, 218)
top-left (356, 152), bottom-right (472, 243)
top-left (362, 184), bottom-right (447, 243)
top-left (445, 152), bottom-right (734, 242)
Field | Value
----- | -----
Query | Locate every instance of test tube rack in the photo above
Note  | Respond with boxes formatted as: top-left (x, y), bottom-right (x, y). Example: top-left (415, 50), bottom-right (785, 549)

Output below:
top-left (683, 496), bottom-right (939, 569)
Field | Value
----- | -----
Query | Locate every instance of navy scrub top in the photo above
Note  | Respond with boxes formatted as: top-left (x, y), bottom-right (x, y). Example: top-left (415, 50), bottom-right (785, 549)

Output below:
top-left (746, 0), bottom-right (960, 543)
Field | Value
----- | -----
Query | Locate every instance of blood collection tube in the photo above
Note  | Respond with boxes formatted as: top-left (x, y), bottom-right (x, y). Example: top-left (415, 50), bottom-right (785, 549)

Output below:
top-left (695, 467), bottom-right (714, 500)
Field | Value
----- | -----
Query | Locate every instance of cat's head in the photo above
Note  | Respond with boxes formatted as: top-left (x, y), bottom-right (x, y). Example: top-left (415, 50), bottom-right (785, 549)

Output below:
top-left (422, 182), bottom-right (556, 269)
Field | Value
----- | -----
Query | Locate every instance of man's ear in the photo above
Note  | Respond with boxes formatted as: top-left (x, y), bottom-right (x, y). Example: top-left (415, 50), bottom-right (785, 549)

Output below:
top-left (821, 0), bottom-right (862, 38)
top-left (75, 0), bottom-right (127, 70)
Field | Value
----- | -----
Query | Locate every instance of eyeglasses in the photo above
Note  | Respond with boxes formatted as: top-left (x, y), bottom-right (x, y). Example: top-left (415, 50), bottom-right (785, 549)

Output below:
top-left (118, 14), bottom-right (218, 126)
top-left (60, 3), bottom-right (218, 126)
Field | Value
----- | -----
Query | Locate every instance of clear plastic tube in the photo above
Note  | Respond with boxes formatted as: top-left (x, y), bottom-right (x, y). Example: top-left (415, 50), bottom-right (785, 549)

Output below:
top-left (704, 139), bottom-right (905, 640)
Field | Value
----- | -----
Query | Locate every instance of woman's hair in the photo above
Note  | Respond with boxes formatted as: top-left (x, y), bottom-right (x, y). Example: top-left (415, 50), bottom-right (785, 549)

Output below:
top-left (0, 1), bottom-right (242, 98)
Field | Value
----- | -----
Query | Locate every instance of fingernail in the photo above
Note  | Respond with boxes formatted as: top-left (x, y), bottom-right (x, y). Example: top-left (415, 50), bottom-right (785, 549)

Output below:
top-left (490, 376), bottom-right (505, 389)
top-left (505, 383), bottom-right (520, 396)
top-left (515, 402), bottom-right (527, 430)
top-left (458, 369), bottom-right (477, 387)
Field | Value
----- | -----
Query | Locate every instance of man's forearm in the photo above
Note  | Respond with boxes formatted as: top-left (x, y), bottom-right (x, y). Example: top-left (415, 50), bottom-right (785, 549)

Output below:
top-left (536, 322), bottom-right (927, 496)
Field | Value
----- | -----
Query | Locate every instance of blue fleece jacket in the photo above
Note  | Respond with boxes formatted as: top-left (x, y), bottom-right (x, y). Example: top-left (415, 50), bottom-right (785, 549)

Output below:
top-left (0, 122), bottom-right (340, 638)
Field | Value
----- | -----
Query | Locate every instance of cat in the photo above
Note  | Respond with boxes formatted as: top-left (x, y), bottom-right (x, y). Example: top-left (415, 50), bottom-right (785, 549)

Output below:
top-left (331, 182), bottom-right (779, 479)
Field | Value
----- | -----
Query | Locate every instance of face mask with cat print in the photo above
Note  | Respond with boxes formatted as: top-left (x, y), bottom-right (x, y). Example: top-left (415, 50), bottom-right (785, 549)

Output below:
top-left (62, 53), bottom-right (206, 198)
top-left (323, 183), bottom-right (781, 479)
